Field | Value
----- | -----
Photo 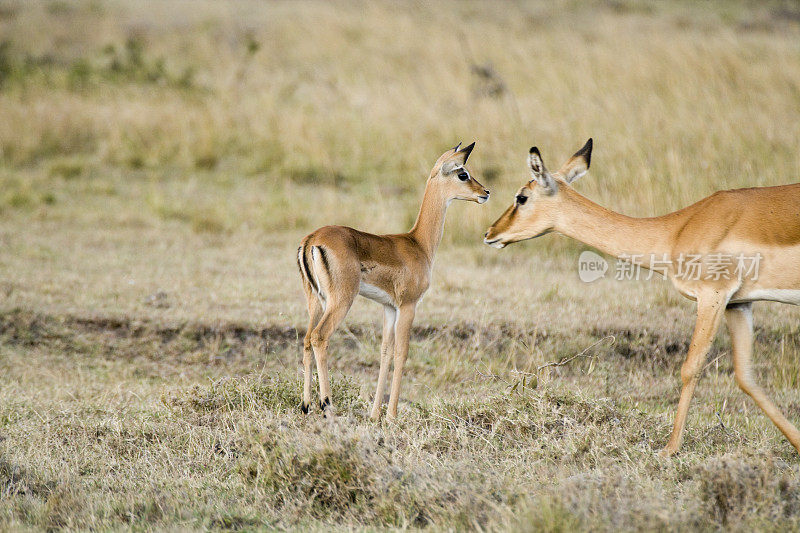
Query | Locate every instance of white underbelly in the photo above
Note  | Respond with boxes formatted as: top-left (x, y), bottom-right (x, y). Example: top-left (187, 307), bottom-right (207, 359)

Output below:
top-left (359, 281), bottom-right (395, 307)
top-left (733, 289), bottom-right (800, 306)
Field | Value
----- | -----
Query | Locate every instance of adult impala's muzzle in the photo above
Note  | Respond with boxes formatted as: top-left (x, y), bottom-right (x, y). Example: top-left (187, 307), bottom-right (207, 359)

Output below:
top-left (483, 231), bottom-right (505, 248)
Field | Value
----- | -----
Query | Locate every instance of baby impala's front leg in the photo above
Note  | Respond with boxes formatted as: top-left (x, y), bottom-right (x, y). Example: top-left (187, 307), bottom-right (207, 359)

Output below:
top-left (387, 303), bottom-right (417, 420)
top-left (370, 305), bottom-right (397, 420)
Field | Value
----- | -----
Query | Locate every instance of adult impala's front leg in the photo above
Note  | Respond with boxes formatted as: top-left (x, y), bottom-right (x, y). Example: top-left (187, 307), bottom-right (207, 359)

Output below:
top-left (387, 303), bottom-right (416, 420)
top-left (370, 305), bottom-right (397, 420)
top-left (661, 290), bottom-right (729, 456)
top-left (727, 302), bottom-right (800, 453)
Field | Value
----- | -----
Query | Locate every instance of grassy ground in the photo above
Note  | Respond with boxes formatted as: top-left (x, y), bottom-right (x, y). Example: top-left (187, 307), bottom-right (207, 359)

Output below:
top-left (2, 0), bottom-right (800, 530)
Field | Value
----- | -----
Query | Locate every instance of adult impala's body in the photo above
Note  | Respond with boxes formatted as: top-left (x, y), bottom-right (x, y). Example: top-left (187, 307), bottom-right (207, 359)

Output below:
top-left (484, 138), bottom-right (800, 456)
top-left (298, 143), bottom-right (489, 419)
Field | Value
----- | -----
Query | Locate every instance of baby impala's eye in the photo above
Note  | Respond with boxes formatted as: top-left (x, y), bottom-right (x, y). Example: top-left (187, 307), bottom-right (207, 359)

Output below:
top-left (458, 172), bottom-right (469, 181)
top-left (516, 195), bottom-right (528, 205)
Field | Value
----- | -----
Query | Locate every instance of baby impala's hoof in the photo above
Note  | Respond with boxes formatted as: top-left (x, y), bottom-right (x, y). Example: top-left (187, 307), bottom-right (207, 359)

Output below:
top-left (319, 396), bottom-right (333, 418)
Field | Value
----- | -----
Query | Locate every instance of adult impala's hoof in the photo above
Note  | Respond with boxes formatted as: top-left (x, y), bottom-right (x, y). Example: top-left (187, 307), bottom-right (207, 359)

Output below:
top-left (300, 402), bottom-right (309, 414)
top-left (658, 446), bottom-right (677, 458)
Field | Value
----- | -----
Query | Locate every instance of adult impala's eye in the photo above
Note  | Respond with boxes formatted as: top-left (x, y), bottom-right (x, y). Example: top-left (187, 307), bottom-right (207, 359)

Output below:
top-left (458, 172), bottom-right (469, 181)
top-left (516, 195), bottom-right (528, 205)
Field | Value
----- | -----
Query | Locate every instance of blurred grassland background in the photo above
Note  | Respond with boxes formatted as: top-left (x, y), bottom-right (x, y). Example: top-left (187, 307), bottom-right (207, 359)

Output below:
top-left (3, 0), bottom-right (800, 531)
top-left (2, 0), bottom-right (799, 242)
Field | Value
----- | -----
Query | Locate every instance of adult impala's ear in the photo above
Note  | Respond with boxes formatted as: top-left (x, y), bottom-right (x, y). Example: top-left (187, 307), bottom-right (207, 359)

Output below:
top-left (529, 146), bottom-right (557, 193)
top-left (559, 138), bottom-right (592, 183)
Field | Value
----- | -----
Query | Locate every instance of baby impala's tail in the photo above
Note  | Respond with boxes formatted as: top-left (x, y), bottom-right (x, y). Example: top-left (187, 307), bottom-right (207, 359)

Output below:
top-left (297, 238), bottom-right (333, 299)
top-left (296, 239), bottom-right (319, 294)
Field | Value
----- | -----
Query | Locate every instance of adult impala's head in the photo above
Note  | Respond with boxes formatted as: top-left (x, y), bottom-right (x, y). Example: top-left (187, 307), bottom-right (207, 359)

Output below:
top-left (483, 138), bottom-right (592, 248)
top-left (430, 142), bottom-right (490, 204)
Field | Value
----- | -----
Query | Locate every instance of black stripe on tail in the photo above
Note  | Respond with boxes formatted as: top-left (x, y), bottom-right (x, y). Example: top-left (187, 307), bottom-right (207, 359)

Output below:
top-left (298, 242), bottom-right (319, 294)
top-left (317, 246), bottom-right (330, 275)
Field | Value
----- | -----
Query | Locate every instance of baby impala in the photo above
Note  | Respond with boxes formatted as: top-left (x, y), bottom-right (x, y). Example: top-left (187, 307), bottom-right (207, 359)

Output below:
top-left (485, 139), bottom-right (800, 456)
top-left (298, 143), bottom-right (489, 419)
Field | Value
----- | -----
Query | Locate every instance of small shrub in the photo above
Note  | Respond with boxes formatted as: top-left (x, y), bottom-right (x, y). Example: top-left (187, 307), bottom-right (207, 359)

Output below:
top-left (253, 438), bottom-right (376, 517)
top-left (125, 155), bottom-right (145, 169)
top-left (519, 495), bottom-right (583, 533)
top-left (101, 36), bottom-right (194, 89)
top-left (699, 455), bottom-right (800, 527)
top-left (5, 190), bottom-right (34, 209)
top-left (49, 160), bottom-right (85, 180)
top-left (168, 373), bottom-right (365, 415)
top-left (0, 457), bottom-right (56, 498)
top-left (0, 40), bottom-right (11, 87)
top-left (190, 213), bottom-right (227, 234)
top-left (194, 153), bottom-right (218, 170)
top-left (237, 430), bottom-right (443, 527)
top-left (67, 58), bottom-right (92, 89)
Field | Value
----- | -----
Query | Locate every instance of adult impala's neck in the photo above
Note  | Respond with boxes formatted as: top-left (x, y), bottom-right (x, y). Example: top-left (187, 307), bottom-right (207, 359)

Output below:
top-left (556, 186), bottom-right (678, 261)
top-left (409, 182), bottom-right (449, 261)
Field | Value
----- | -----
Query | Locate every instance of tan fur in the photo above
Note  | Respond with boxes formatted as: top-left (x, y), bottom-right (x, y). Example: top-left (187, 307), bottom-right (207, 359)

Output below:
top-left (485, 139), bottom-right (800, 456)
top-left (298, 143), bottom-right (489, 419)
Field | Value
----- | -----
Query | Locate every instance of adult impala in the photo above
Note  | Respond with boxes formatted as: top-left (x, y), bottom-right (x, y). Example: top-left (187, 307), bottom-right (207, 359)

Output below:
top-left (484, 138), bottom-right (800, 456)
top-left (298, 143), bottom-right (489, 419)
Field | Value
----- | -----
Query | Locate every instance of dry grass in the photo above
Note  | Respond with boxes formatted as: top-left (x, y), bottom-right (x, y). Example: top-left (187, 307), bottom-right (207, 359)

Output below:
top-left (2, 0), bottom-right (800, 530)
top-left (2, 309), bottom-right (800, 530)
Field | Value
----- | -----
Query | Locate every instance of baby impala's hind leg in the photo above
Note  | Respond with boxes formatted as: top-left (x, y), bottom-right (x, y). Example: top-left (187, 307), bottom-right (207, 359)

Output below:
top-left (310, 292), bottom-right (356, 414)
top-left (302, 295), bottom-right (323, 414)
top-left (309, 245), bottom-right (359, 414)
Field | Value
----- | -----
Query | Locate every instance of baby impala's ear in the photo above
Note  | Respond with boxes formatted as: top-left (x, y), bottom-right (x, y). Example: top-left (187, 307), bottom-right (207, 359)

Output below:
top-left (558, 138), bottom-right (592, 183)
top-left (441, 141), bottom-right (476, 174)
top-left (456, 141), bottom-right (475, 164)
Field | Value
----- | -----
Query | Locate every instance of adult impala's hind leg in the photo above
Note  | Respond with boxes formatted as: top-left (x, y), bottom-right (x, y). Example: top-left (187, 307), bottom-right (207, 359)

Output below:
top-left (726, 302), bottom-right (800, 453)
top-left (662, 292), bottom-right (727, 456)
top-left (301, 294), bottom-right (323, 414)
top-left (370, 305), bottom-right (397, 420)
